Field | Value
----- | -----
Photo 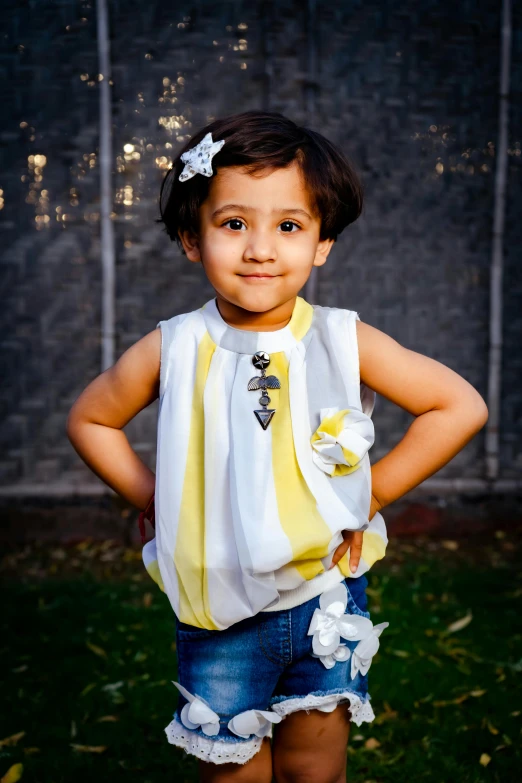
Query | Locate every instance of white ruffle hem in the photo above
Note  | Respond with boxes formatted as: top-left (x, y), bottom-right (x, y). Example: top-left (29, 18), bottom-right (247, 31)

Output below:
top-left (165, 690), bottom-right (375, 765)
top-left (165, 716), bottom-right (264, 765)
top-left (271, 690), bottom-right (375, 726)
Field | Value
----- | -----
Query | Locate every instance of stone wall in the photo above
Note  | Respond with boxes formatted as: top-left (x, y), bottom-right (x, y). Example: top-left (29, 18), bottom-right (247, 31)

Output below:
top-left (1, 0), bottom-right (520, 492)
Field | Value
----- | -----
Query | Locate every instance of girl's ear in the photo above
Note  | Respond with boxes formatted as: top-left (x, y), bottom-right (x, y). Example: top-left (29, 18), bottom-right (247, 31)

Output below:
top-left (178, 229), bottom-right (201, 262)
top-left (313, 237), bottom-right (335, 267)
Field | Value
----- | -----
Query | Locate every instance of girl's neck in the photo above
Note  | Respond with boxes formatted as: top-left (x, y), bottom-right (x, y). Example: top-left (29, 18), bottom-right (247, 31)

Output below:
top-left (215, 295), bottom-right (297, 332)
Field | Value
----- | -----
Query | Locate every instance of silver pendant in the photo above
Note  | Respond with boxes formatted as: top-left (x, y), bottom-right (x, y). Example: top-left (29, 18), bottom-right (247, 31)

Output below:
top-left (248, 351), bottom-right (281, 430)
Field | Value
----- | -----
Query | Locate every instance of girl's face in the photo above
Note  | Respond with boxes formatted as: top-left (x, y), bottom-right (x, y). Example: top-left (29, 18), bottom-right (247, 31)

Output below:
top-left (179, 162), bottom-right (334, 325)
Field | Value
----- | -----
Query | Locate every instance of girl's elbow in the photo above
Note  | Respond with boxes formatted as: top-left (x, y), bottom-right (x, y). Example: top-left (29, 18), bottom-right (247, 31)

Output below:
top-left (447, 389), bottom-right (488, 436)
top-left (478, 399), bottom-right (489, 429)
top-left (468, 392), bottom-right (488, 432)
top-left (66, 402), bottom-right (83, 444)
top-left (66, 408), bottom-right (77, 444)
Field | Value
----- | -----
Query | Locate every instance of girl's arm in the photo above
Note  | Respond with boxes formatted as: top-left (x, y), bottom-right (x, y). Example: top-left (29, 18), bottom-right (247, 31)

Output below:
top-left (357, 320), bottom-right (488, 509)
top-left (331, 320), bottom-right (488, 571)
top-left (66, 329), bottom-right (161, 510)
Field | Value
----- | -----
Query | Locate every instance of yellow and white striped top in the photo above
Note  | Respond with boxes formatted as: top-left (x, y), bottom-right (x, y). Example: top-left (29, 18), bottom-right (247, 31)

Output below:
top-left (142, 295), bottom-right (387, 630)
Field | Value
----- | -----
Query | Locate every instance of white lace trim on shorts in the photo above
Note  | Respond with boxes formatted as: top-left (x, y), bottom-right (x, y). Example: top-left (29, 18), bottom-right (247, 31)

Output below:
top-left (271, 690), bottom-right (375, 726)
top-left (165, 692), bottom-right (375, 765)
top-left (165, 716), bottom-right (264, 765)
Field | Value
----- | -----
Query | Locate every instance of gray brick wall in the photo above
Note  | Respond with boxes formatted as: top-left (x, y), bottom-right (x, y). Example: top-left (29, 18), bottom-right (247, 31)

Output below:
top-left (1, 0), bottom-right (520, 490)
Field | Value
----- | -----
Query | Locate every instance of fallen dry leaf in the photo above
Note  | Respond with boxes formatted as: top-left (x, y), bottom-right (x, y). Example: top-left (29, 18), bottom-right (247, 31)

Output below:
top-left (101, 681), bottom-right (124, 692)
top-left (441, 540), bottom-right (459, 551)
top-left (97, 715), bottom-right (119, 722)
top-left (433, 693), bottom-right (469, 707)
top-left (364, 737), bottom-right (381, 750)
top-left (0, 733), bottom-right (25, 748)
top-left (446, 612), bottom-right (473, 634)
top-left (143, 592), bottom-right (153, 608)
top-left (86, 642), bottom-right (107, 659)
top-left (1, 764), bottom-right (23, 783)
top-left (479, 753), bottom-right (491, 767)
top-left (70, 744), bottom-right (107, 754)
top-left (470, 689), bottom-right (486, 697)
top-left (374, 702), bottom-right (398, 725)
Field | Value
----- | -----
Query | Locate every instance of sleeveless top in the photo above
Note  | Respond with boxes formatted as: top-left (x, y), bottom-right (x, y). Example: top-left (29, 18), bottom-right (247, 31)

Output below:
top-left (142, 295), bottom-right (388, 630)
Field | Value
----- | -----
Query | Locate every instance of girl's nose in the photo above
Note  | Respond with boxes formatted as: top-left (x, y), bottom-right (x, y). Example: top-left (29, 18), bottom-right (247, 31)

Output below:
top-left (243, 230), bottom-right (277, 263)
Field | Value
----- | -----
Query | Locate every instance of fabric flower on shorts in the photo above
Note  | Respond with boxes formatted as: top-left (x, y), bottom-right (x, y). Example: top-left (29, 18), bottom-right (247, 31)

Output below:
top-left (228, 709), bottom-right (282, 739)
top-left (310, 406), bottom-right (375, 477)
top-left (173, 681), bottom-right (221, 736)
top-left (307, 584), bottom-right (388, 672)
top-left (350, 622), bottom-right (389, 679)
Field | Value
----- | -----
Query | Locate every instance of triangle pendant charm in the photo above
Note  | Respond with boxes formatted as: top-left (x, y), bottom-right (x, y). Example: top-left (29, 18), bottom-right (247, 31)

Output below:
top-left (254, 409), bottom-right (276, 430)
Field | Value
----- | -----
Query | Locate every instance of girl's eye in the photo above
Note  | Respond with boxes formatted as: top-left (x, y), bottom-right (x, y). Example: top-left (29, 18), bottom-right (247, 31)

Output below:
top-left (222, 219), bottom-right (300, 232)
top-left (224, 218), bottom-right (246, 231)
top-left (279, 221), bottom-right (300, 233)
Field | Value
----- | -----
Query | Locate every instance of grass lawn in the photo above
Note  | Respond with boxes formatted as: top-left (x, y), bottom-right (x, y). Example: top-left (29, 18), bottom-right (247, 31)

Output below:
top-left (1, 532), bottom-right (521, 782)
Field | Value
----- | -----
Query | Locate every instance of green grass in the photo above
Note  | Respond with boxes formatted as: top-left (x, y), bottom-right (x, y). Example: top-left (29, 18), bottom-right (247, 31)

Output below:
top-left (1, 537), bottom-right (521, 782)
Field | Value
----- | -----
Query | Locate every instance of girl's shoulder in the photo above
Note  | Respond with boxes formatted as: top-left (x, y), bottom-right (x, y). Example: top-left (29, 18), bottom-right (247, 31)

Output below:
top-left (308, 301), bottom-right (362, 351)
top-left (156, 303), bottom-right (208, 345)
top-left (156, 303), bottom-right (203, 330)
top-left (307, 303), bottom-right (376, 415)
top-left (156, 304), bottom-right (209, 397)
top-left (309, 301), bottom-right (361, 326)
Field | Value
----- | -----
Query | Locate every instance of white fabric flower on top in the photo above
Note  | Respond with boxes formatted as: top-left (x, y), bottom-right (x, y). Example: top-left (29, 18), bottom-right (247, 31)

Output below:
top-left (173, 681), bottom-right (221, 736)
top-left (308, 584), bottom-right (388, 672)
top-left (228, 709), bottom-right (282, 739)
top-left (351, 622), bottom-right (389, 679)
top-left (178, 132), bottom-right (225, 182)
top-left (311, 406), bottom-right (375, 477)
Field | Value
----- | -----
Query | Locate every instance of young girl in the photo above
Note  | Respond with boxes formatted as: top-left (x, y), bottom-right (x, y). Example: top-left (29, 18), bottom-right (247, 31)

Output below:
top-left (67, 111), bottom-right (488, 782)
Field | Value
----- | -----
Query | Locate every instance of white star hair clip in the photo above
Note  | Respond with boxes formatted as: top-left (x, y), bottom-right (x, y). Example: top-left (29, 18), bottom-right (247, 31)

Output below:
top-left (178, 132), bottom-right (225, 182)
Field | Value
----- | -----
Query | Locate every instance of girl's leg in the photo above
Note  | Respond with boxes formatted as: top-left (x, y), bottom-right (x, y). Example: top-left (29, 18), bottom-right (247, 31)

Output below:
top-left (272, 706), bottom-right (351, 783)
top-left (199, 737), bottom-right (273, 783)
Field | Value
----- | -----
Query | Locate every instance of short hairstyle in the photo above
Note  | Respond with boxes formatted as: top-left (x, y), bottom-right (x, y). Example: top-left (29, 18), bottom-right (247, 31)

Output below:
top-left (156, 111), bottom-right (363, 247)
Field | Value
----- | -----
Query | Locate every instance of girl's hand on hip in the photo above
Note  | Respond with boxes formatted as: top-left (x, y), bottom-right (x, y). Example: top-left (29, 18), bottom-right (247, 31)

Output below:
top-left (329, 494), bottom-right (382, 573)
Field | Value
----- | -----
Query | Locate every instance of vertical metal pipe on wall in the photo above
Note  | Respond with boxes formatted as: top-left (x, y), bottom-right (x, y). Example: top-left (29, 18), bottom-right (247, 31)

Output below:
top-left (485, 0), bottom-right (512, 480)
top-left (260, 1), bottom-right (274, 111)
top-left (304, 0), bottom-right (319, 305)
top-left (96, 0), bottom-right (116, 371)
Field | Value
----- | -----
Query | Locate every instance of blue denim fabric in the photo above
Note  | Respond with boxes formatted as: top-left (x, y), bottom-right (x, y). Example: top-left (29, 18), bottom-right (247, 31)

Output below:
top-left (173, 575), bottom-right (371, 744)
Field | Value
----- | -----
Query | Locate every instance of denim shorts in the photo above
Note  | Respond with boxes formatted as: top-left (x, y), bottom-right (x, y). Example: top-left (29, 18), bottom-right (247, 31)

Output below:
top-left (165, 575), bottom-right (381, 765)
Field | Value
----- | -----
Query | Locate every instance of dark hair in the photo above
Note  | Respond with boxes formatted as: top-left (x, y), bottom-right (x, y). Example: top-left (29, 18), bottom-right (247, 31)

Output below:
top-left (156, 111), bottom-right (363, 247)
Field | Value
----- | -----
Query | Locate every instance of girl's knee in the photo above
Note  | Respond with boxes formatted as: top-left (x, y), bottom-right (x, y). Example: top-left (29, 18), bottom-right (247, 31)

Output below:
top-left (199, 738), bottom-right (273, 783)
top-left (274, 755), bottom-right (345, 783)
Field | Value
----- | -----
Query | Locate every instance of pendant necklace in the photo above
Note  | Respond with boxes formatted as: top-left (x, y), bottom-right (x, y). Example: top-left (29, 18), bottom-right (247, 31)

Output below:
top-left (248, 351), bottom-right (281, 430)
